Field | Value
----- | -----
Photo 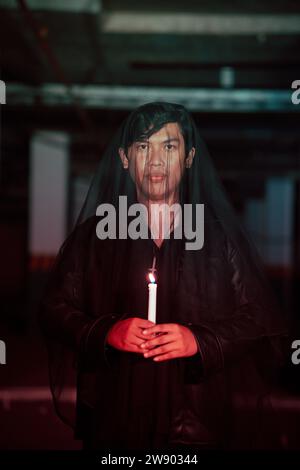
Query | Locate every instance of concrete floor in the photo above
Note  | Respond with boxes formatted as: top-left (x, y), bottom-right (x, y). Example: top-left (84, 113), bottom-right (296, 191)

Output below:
top-left (0, 320), bottom-right (81, 450)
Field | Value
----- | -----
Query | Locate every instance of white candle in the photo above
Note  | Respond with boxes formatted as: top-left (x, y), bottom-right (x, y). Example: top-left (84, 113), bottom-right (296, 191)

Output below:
top-left (148, 272), bottom-right (157, 323)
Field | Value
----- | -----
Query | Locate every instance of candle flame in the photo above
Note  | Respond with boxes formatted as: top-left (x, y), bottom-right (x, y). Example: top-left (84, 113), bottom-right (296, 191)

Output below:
top-left (149, 272), bottom-right (156, 283)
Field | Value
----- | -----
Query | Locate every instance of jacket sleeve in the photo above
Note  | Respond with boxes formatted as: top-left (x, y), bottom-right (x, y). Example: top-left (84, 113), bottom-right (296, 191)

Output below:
top-left (39, 228), bottom-right (119, 369)
top-left (181, 238), bottom-right (285, 380)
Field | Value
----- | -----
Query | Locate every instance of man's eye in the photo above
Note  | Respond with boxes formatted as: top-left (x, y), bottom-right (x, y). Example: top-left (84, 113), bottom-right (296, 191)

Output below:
top-left (137, 144), bottom-right (148, 150)
top-left (165, 144), bottom-right (175, 150)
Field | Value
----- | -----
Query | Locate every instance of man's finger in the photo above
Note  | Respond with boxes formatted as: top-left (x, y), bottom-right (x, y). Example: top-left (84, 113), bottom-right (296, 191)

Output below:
top-left (135, 332), bottom-right (157, 341)
top-left (140, 333), bottom-right (175, 350)
top-left (131, 332), bottom-right (158, 346)
top-left (131, 345), bottom-right (148, 354)
top-left (143, 344), bottom-right (178, 358)
top-left (135, 318), bottom-right (156, 328)
top-left (152, 351), bottom-right (179, 362)
top-left (142, 323), bottom-right (175, 336)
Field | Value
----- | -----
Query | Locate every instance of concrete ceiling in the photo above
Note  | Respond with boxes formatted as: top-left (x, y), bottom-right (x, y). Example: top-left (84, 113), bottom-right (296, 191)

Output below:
top-left (0, 0), bottom-right (299, 112)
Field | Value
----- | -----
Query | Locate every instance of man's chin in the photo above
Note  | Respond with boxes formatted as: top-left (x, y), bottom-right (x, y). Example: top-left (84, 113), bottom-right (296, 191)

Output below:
top-left (142, 192), bottom-right (173, 203)
top-left (137, 185), bottom-right (178, 203)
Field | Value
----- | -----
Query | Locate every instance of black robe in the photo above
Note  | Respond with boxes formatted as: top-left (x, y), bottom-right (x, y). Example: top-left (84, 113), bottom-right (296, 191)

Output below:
top-left (40, 215), bottom-right (286, 450)
top-left (81, 234), bottom-right (214, 450)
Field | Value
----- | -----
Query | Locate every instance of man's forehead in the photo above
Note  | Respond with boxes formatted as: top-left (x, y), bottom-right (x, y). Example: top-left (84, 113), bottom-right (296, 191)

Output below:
top-left (135, 122), bottom-right (183, 143)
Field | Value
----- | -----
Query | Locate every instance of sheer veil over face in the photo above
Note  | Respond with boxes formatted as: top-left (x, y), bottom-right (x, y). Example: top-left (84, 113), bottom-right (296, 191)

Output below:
top-left (119, 122), bottom-right (195, 206)
top-left (41, 102), bottom-right (287, 435)
top-left (118, 121), bottom-right (195, 242)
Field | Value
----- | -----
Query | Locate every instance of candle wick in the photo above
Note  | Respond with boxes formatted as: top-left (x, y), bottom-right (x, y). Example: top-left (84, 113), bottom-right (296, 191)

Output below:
top-left (150, 256), bottom-right (157, 275)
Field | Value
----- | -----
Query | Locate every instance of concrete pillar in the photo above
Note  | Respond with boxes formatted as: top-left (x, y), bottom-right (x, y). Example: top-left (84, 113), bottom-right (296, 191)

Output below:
top-left (265, 177), bottom-right (294, 269)
top-left (29, 131), bottom-right (70, 260)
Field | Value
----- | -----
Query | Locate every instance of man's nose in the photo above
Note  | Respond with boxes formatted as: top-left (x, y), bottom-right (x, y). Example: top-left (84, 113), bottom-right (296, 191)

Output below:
top-left (149, 147), bottom-right (163, 165)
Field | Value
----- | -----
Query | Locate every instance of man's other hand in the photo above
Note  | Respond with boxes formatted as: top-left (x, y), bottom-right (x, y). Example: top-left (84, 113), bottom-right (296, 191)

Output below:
top-left (139, 323), bottom-right (199, 362)
top-left (106, 317), bottom-right (156, 353)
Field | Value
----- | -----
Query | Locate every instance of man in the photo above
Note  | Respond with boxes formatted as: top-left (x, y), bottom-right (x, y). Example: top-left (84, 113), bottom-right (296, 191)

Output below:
top-left (40, 102), bottom-right (286, 450)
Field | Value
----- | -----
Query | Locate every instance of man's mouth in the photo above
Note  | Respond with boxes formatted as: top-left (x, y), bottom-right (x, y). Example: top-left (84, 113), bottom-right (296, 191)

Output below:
top-left (148, 174), bottom-right (166, 182)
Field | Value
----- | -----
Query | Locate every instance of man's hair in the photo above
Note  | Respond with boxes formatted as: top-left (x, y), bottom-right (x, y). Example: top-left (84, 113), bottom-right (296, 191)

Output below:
top-left (122, 102), bottom-right (195, 157)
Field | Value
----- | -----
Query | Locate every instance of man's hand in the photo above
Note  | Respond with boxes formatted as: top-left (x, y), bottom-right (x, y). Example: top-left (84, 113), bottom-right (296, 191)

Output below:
top-left (139, 323), bottom-right (199, 362)
top-left (106, 317), bottom-right (156, 353)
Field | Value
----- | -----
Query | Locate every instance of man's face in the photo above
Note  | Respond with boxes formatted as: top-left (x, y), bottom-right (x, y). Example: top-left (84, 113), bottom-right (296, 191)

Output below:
top-left (119, 122), bottom-right (195, 203)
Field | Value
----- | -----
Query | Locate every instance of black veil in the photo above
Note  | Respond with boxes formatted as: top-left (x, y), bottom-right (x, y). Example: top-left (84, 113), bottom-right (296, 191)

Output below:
top-left (40, 102), bottom-right (287, 447)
